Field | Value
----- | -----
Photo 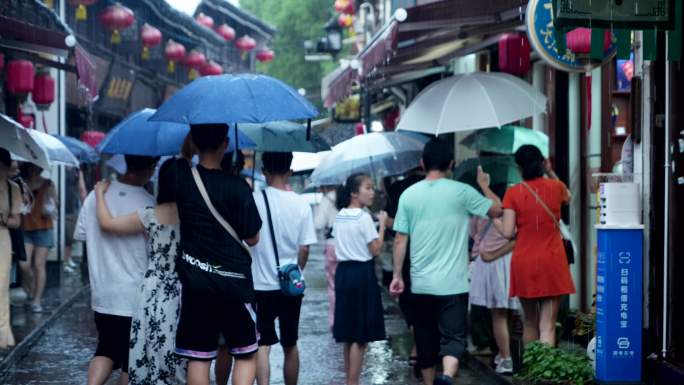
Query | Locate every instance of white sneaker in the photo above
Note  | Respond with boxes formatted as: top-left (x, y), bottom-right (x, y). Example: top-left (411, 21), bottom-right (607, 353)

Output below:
top-left (495, 358), bottom-right (513, 375)
top-left (494, 354), bottom-right (503, 366)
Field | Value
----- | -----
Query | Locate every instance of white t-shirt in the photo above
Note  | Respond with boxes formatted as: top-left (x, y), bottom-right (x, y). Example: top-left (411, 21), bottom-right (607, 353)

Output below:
top-left (313, 191), bottom-right (337, 245)
top-left (74, 180), bottom-right (154, 317)
top-left (332, 208), bottom-right (379, 262)
top-left (250, 187), bottom-right (317, 291)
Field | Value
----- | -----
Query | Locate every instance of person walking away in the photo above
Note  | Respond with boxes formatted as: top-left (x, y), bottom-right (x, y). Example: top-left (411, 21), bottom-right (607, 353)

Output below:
top-left (169, 124), bottom-right (262, 385)
top-left (19, 163), bottom-right (57, 313)
top-left (64, 167), bottom-right (87, 273)
top-left (74, 155), bottom-right (159, 385)
top-left (389, 138), bottom-right (503, 385)
top-left (93, 158), bottom-right (186, 384)
top-left (469, 180), bottom-right (518, 374)
top-left (313, 186), bottom-right (337, 332)
top-left (333, 173), bottom-right (387, 385)
top-left (250, 152), bottom-right (317, 385)
top-left (0, 149), bottom-right (21, 348)
top-left (496, 145), bottom-right (575, 347)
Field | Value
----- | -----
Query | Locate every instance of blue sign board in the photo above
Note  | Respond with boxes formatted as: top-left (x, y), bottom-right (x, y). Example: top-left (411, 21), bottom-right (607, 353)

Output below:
top-left (526, 0), bottom-right (617, 72)
top-left (595, 227), bottom-right (643, 383)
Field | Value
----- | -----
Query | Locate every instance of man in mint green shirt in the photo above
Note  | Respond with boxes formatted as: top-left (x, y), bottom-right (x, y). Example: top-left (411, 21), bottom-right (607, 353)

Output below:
top-left (390, 138), bottom-right (502, 385)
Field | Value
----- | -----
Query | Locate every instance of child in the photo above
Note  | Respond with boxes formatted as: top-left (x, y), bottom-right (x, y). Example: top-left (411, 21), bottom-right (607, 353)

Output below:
top-left (332, 173), bottom-right (387, 385)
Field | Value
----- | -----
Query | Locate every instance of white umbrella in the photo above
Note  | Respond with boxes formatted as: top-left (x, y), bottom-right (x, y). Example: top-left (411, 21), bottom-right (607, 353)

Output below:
top-left (397, 72), bottom-right (547, 135)
top-left (0, 113), bottom-right (50, 169)
top-left (291, 151), bottom-right (330, 174)
top-left (310, 132), bottom-right (427, 186)
top-left (26, 129), bottom-right (79, 167)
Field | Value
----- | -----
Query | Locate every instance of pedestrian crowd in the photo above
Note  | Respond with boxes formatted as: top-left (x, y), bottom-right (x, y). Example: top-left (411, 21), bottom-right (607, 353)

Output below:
top-left (0, 126), bottom-right (575, 385)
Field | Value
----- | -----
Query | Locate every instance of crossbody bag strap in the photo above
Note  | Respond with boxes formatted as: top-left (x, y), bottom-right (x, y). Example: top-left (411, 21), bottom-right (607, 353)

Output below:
top-left (521, 181), bottom-right (561, 230)
top-left (478, 219), bottom-right (494, 243)
top-left (261, 189), bottom-right (281, 270)
top-left (190, 167), bottom-right (251, 256)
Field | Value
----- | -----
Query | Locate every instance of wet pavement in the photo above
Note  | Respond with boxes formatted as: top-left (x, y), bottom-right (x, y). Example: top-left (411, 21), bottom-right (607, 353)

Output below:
top-left (1, 245), bottom-right (502, 385)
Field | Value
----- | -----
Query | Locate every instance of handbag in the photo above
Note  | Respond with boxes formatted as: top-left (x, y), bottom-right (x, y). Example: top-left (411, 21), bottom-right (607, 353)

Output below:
top-left (262, 189), bottom-right (305, 297)
top-left (7, 181), bottom-right (27, 262)
top-left (190, 167), bottom-right (252, 258)
top-left (521, 181), bottom-right (576, 265)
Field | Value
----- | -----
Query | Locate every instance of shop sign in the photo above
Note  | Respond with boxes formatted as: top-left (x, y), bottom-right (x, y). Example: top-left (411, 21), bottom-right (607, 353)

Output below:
top-left (526, 0), bottom-right (617, 72)
top-left (97, 62), bottom-right (135, 116)
top-left (553, 0), bottom-right (674, 30)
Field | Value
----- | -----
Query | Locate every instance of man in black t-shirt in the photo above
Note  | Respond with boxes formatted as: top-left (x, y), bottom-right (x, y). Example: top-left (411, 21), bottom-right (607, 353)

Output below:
top-left (172, 124), bottom-right (262, 385)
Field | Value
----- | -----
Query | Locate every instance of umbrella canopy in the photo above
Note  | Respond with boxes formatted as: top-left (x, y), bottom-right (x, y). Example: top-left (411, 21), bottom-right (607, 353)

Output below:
top-left (25, 130), bottom-right (80, 168)
top-left (54, 135), bottom-right (100, 164)
top-left (397, 72), bottom-right (547, 135)
top-left (461, 125), bottom-right (550, 158)
top-left (98, 109), bottom-right (255, 156)
top-left (0, 113), bottom-right (50, 169)
top-left (239, 121), bottom-right (331, 153)
top-left (150, 74), bottom-right (318, 124)
top-left (291, 151), bottom-right (330, 174)
top-left (453, 156), bottom-right (521, 191)
top-left (310, 132), bottom-right (427, 186)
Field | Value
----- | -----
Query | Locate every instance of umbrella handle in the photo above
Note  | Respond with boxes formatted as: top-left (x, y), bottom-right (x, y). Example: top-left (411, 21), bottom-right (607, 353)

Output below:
top-left (306, 119), bottom-right (311, 141)
top-left (234, 123), bottom-right (239, 163)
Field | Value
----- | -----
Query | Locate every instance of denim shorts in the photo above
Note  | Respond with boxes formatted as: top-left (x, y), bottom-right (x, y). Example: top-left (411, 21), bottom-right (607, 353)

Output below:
top-left (23, 229), bottom-right (55, 249)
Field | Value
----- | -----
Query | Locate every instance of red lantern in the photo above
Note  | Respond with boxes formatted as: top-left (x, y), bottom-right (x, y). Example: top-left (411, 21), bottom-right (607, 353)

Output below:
top-left (498, 33), bottom-right (531, 76)
top-left (566, 28), bottom-right (612, 55)
top-left (199, 61), bottom-right (223, 76)
top-left (32, 69), bottom-right (56, 110)
top-left (81, 131), bottom-right (106, 148)
top-left (18, 113), bottom-right (34, 129)
top-left (354, 122), bottom-right (365, 136)
top-left (69, 0), bottom-right (97, 21)
top-left (235, 35), bottom-right (256, 60)
top-left (7, 60), bottom-right (35, 101)
top-left (335, 0), bottom-right (354, 14)
top-left (165, 39), bottom-right (186, 73)
top-left (99, 3), bottom-right (135, 45)
top-left (256, 48), bottom-right (275, 63)
top-left (216, 24), bottom-right (236, 42)
top-left (195, 12), bottom-right (214, 29)
top-left (184, 51), bottom-right (206, 80)
top-left (140, 24), bottom-right (162, 60)
top-left (338, 14), bottom-right (353, 28)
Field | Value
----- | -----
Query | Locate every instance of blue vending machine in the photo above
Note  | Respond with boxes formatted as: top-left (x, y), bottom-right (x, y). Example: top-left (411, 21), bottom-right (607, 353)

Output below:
top-left (595, 225), bottom-right (643, 383)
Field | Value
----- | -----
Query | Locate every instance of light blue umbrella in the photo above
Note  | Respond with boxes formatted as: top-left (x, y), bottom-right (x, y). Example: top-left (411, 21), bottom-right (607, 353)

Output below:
top-left (54, 135), bottom-right (99, 164)
top-left (98, 109), bottom-right (255, 156)
top-left (240, 121), bottom-right (331, 153)
top-left (150, 74), bottom-right (319, 125)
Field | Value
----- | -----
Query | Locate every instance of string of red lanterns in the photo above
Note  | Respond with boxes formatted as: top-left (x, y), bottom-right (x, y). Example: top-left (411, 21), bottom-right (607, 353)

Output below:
top-left (99, 3), bottom-right (135, 45)
top-left (334, 0), bottom-right (356, 28)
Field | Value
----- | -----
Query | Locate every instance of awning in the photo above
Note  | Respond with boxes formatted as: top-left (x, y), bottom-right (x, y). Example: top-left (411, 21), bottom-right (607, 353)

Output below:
top-left (322, 66), bottom-right (356, 108)
top-left (359, 21), bottom-right (400, 76)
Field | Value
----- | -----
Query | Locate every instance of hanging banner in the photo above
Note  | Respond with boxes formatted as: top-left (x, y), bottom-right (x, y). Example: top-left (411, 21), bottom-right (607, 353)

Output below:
top-left (526, 0), bottom-right (617, 72)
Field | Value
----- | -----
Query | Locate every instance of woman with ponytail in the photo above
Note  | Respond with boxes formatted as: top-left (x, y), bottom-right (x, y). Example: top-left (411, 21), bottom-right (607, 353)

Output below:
top-left (497, 145), bottom-right (575, 347)
top-left (332, 173), bottom-right (387, 385)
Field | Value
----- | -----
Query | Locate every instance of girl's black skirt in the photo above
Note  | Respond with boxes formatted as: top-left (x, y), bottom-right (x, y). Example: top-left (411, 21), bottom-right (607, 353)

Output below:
top-left (333, 260), bottom-right (386, 343)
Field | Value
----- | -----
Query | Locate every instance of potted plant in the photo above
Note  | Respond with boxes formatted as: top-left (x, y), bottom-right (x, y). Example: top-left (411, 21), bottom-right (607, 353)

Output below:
top-left (514, 341), bottom-right (594, 385)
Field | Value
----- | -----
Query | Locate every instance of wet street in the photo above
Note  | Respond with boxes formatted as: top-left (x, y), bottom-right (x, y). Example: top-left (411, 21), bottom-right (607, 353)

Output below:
top-left (1, 245), bottom-right (501, 385)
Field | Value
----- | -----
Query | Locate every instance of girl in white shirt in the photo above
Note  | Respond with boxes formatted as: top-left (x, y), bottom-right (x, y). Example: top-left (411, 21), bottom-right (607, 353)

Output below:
top-left (332, 173), bottom-right (387, 385)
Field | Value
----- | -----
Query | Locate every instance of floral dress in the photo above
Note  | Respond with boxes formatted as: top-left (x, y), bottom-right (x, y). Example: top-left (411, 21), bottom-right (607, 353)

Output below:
top-left (128, 208), bottom-right (186, 385)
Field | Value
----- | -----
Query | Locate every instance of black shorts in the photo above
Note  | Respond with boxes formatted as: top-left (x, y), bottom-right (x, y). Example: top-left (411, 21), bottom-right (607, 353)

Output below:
top-left (255, 290), bottom-right (303, 348)
top-left (93, 312), bottom-right (132, 372)
top-left (175, 284), bottom-right (258, 361)
top-left (412, 293), bottom-right (468, 369)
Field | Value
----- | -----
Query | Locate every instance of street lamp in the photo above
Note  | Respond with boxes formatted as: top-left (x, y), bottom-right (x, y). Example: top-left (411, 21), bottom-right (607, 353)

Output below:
top-left (320, 17), bottom-right (343, 55)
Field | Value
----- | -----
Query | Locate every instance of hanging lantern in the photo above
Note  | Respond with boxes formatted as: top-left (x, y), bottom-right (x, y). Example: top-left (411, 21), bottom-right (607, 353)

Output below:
top-left (235, 35), bottom-right (256, 60)
top-left (498, 33), bottom-right (531, 76)
top-left (140, 24), bottom-right (162, 60)
top-left (216, 24), bottom-right (236, 42)
top-left (256, 48), bottom-right (275, 63)
top-left (99, 3), bottom-right (135, 45)
top-left (164, 39), bottom-right (186, 73)
top-left (81, 131), bottom-right (106, 148)
top-left (566, 28), bottom-right (612, 55)
top-left (195, 12), bottom-right (214, 29)
top-left (69, 0), bottom-right (97, 21)
top-left (18, 113), bottom-right (34, 129)
top-left (184, 50), bottom-right (206, 80)
top-left (32, 69), bottom-right (56, 110)
top-left (7, 60), bottom-right (35, 102)
top-left (334, 0), bottom-right (354, 14)
top-left (338, 13), bottom-right (354, 28)
top-left (199, 61), bottom-right (223, 76)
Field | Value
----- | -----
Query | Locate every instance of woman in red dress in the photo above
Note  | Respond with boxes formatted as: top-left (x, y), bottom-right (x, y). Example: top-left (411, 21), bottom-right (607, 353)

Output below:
top-left (498, 145), bottom-right (575, 346)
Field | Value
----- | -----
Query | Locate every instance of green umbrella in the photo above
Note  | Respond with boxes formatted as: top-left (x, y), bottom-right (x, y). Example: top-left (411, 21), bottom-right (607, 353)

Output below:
top-left (453, 155), bottom-right (521, 193)
top-left (240, 121), bottom-right (331, 153)
top-left (461, 125), bottom-right (549, 157)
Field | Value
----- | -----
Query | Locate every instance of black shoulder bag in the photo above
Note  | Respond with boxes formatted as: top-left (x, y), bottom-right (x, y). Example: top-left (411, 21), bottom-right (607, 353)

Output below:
top-left (7, 181), bottom-right (27, 262)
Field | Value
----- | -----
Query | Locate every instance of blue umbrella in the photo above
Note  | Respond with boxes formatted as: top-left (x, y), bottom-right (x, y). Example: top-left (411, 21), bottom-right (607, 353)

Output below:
top-left (54, 135), bottom-right (100, 164)
top-left (98, 109), bottom-right (255, 156)
top-left (149, 74), bottom-right (319, 125)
